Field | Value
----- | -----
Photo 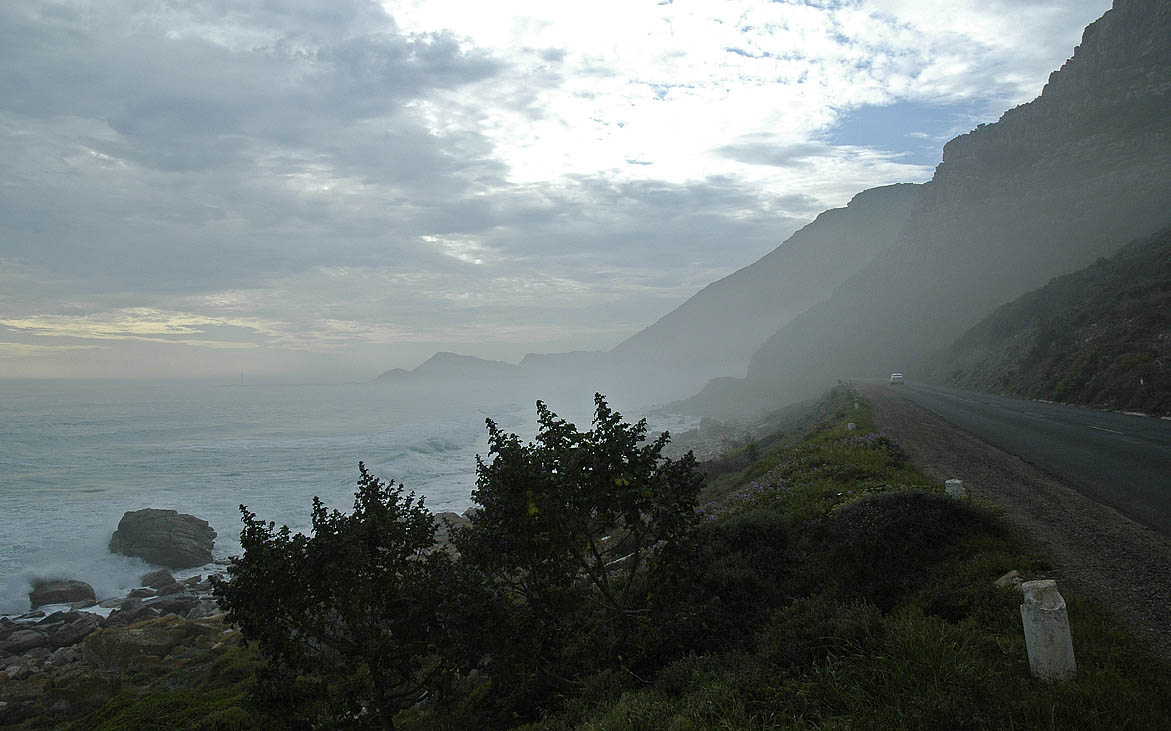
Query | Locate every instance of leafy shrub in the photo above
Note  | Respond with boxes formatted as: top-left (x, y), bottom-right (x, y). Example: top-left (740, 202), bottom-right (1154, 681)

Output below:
top-left (449, 394), bottom-right (706, 718)
top-left (215, 463), bottom-right (479, 729)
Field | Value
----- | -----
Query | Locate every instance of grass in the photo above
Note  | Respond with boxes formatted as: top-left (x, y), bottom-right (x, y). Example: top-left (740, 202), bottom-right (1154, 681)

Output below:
top-left (523, 387), bottom-right (1171, 730)
top-left (0, 643), bottom-right (272, 730)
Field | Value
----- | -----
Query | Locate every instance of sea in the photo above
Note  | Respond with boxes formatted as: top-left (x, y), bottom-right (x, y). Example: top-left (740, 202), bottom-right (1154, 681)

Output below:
top-left (0, 378), bottom-right (695, 615)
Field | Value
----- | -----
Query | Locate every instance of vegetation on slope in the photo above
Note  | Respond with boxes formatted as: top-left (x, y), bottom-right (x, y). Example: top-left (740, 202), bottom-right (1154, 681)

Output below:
top-left (929, 225), bottom-right (1171, 415)
top-left (5, 389), bottom-right (1169, 729)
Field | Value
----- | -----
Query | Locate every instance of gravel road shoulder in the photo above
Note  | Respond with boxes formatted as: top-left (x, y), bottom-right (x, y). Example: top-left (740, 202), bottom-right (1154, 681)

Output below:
top-left (860, 383), bottom-right (1171, 660)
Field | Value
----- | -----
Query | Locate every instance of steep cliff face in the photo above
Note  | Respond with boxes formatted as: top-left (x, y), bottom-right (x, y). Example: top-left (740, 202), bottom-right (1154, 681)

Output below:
top-left (926, 225), bottom-right (1171, 416)
top-left (739, 0), bottom-right (1171, 405)
top-left (610, 183), bottom-right (920, 378)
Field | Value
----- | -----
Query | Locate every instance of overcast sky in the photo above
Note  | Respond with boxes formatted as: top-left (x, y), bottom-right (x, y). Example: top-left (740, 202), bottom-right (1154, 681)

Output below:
top-left (0, 0), bottom-right (1111, 380)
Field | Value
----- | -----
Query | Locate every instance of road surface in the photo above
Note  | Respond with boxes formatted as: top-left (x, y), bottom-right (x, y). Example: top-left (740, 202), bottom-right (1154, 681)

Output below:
top-left (880, 382), bottom-right (1171, 535)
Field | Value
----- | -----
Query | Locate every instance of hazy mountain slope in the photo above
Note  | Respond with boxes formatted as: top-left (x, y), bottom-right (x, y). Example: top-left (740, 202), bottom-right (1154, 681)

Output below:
top-left (375, 185), bottom-right (919, 402)
top-left (728, 0), bottom-right (1171, 410)
top-left (609, 183), bottom-right (920, 377)
top-left (378, 351), bottom-right (519, 381)
top-left (926, 226), bottom-right (1171, 415)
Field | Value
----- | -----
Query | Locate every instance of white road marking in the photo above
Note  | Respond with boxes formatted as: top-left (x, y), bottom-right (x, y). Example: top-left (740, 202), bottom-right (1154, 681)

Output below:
top-left (1088, 425), bottom-right (1126, 435)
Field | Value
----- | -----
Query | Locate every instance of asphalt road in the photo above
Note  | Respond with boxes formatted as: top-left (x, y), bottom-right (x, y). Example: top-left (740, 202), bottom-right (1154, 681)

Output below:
top-left (883, 382), bottom-right (1171, 535)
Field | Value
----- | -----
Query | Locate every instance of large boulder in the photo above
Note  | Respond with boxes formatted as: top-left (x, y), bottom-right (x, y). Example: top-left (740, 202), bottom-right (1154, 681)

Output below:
top-left (44, 612), bottom-right (102, 649)
top-left (29, 580), bottom-right (95, 609)
top-left (0, 629), bottom-right (49, 654)
top-left (139, 569), bottom-right (175, 589)
top-left (108, 509), bottom-right (216, 569)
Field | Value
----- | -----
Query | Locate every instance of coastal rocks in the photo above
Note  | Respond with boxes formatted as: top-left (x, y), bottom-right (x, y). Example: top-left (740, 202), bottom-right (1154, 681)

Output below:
top-left (0, 630), bottom-right (49, 654)
top-left (433, 511), bottom-right (471, 545)
top-left (0, 611), bottom-right (104, 657)
top-left (0, 578), bottom-right (237, 729)
top-left (108, 509), bottom-right (216, 569)
top-left (103, 601), bottom-right (161, 628)
top-left (81, 615), bottom-right (222, 671)
top-left (155, 581), bottom-right (188, 597)
top-left (147, 593), bottom-right (201, 616)
top-left (0, 563), bottom-right (229, 696)
top-left (140, 569), bottom-right (175, 588)
top-left (28, 580), bottom-right (95, 609)
top-left (0, 614), bottom-right (242, 728)
top-left (44, 613), bottom-right (102, 649)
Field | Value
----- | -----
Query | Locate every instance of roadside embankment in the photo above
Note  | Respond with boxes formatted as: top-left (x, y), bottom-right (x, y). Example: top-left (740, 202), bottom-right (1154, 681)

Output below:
top-left (861, 383), bottom-right (1171, 660)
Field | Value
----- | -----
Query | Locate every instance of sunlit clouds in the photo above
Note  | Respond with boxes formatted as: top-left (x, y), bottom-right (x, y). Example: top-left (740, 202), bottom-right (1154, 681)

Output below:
top-left (0, 0), bottom-right (1111, 379)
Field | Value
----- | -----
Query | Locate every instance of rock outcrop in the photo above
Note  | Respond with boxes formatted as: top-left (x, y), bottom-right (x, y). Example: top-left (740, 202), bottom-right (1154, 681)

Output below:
top-left (28, 580), bottom-right (95, 609)
top-left (433, 511), bottom-right (471, 545)
top-left (81, 615), bottom-right (222, 671)
top-left (108, 509), bottom-right (216, 569)
top-left (139, 569), bottom-right (176, 589)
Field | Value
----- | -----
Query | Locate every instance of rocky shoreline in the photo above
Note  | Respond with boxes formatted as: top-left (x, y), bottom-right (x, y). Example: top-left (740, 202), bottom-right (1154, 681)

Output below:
top-left (0, 508), bottom-right (475, 695)
top-left (0, 564), bottom-right (229, 684)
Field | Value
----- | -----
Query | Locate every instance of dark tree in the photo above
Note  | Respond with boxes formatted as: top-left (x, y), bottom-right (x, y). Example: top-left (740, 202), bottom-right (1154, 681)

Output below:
top-left (214, 463), bottom-right (472, 730)
top-left (454, 393), bottom-right (704, 683)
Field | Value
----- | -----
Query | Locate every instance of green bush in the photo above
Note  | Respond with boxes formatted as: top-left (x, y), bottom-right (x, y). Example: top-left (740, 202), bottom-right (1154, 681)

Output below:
top-left (454, 394), bottom-right (704, 691)
top-left (214, 463), bottom-right (480, 729)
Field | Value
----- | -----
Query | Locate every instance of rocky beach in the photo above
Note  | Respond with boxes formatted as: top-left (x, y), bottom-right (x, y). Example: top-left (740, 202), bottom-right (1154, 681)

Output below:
top-left (1, 507), bottom-right (230, 694)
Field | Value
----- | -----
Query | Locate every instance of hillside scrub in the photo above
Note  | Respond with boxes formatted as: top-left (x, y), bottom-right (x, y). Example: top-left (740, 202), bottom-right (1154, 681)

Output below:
top-left (513, 389), bottom-right (1171, 730)
top-left (929, 225), bottom-right (1171, 415)
top-left (8, 389), bottom-right (1170, 729)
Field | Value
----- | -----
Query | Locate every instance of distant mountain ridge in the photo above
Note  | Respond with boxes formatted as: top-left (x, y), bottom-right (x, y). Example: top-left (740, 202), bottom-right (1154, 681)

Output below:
top-left (608, 183), bottom-right (920, 377)
top-left (926, 225), bottom-right (1171, 416)
top-left (674, 0), bottom-right (1171, 415)
top-left (378, 186), bottom-right (921, 396)
top-left (378, 351), bottom-right (520, 381)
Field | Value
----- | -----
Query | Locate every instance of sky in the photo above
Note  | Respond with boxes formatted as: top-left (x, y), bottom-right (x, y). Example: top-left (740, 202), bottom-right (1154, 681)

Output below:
top-left (0, 0), bottom-right (1112, 380)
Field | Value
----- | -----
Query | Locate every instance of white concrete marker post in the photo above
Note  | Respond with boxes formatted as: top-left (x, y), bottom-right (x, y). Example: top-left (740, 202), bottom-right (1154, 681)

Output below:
top-left (1020, 579), bottom-right (1077, 681)
top-left (847, 422), bottom-right (857, 431)
top-left (854, 401), bottom-right (859, 410)
top-left (945, 479), bottom-right (966, 498)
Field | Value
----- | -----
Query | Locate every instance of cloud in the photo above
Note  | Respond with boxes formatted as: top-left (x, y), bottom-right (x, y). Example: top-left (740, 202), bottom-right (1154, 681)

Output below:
top-left (716, 142), bottom-right (828, 168)
top-left (0, 0), bottom-right (1114, 377)
top-left (1, 310), bottom-right (273, 348)
top-left (0, 343), bottom-right (106, 359)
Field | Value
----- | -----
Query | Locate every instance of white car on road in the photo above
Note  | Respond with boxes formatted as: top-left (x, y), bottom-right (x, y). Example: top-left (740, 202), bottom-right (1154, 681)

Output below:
top-left (889, 372), bottom-right (905, 385)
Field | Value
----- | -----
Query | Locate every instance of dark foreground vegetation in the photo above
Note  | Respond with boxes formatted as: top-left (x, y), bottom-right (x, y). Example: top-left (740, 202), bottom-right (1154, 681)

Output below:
top-left (930, 225), bottom-right (1171, 416)
top-left (4, 389), bottom-right (1170, 729)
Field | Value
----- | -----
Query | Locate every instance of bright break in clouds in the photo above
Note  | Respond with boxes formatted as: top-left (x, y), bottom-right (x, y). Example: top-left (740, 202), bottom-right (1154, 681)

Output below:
top-left (0, 0), bottom-right (1110, 379)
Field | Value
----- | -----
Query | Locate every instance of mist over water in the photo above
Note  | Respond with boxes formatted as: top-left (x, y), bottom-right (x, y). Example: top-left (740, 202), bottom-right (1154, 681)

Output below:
top-left (0, 379), bottom-right (694, 615)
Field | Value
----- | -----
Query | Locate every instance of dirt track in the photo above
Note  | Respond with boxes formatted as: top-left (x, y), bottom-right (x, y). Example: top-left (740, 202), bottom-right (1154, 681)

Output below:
top-left (860, 384), bottom-right (1171, 660)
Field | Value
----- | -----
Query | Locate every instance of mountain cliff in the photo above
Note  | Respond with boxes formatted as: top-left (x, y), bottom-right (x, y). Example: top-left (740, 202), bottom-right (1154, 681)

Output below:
top-left (702, 0), bottom-right (1171, 413)
top-left (609, 184), bottom-right (920, 378)
top-left (926, 225), bottom-right (1171, 415)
